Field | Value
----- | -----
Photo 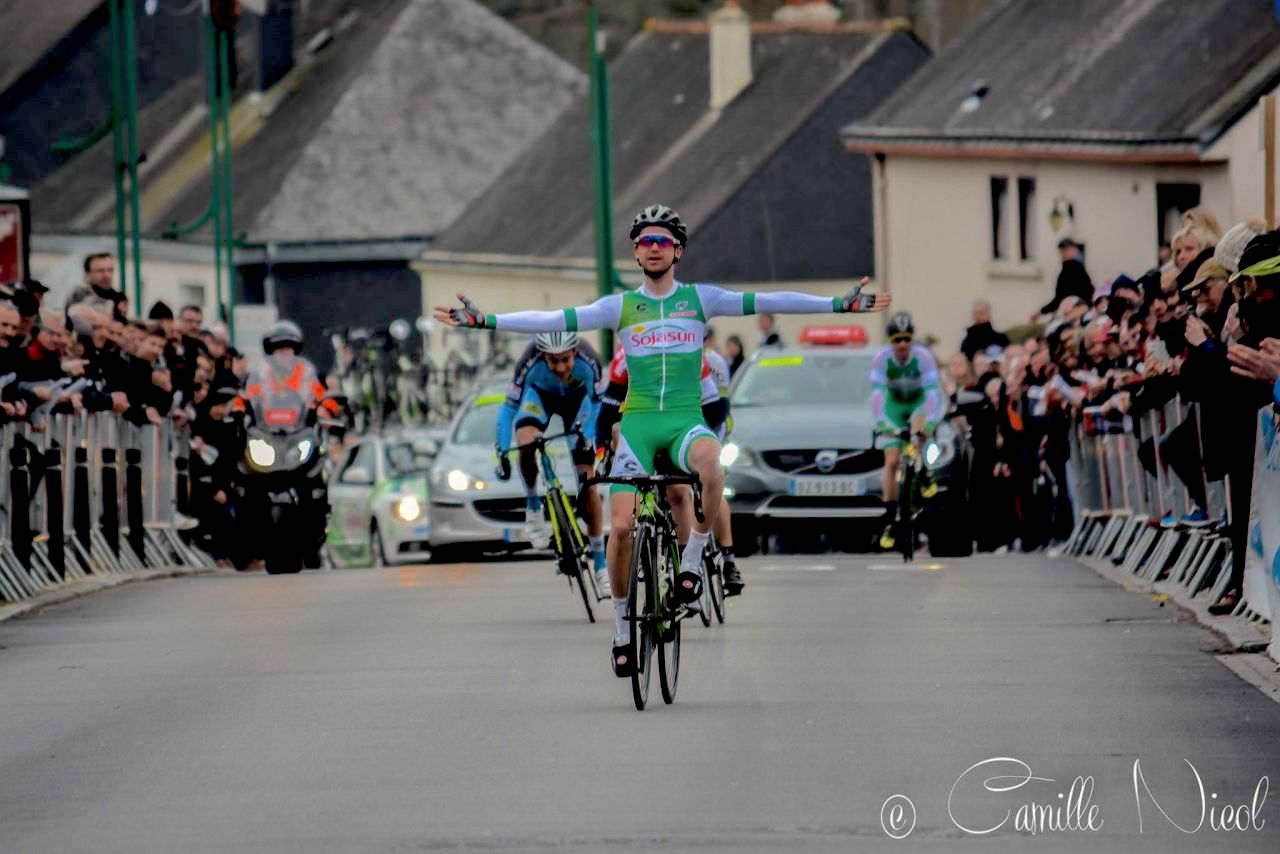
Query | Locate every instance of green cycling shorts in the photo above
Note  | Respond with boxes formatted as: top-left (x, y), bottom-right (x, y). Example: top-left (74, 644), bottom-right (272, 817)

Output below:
top-left (879, 400), bottom-right (927, 449)
top-left (610, 409), bottom-right (715, 494)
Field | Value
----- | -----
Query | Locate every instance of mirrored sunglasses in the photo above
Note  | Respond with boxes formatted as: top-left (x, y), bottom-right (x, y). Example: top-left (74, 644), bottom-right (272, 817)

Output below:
top-left (634, 234), bottom-right (678, 249)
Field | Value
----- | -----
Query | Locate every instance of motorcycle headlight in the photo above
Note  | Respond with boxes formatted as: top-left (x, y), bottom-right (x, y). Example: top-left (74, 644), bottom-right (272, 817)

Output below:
top-left (394, 495), bottom-right (422, 521)
top-left (445, 469), bottom-right (487, 492)
top-left (247, 438), bottom-right (276, 468)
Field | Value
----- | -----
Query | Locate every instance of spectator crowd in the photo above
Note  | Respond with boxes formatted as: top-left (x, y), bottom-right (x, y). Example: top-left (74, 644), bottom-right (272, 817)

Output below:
top-left (1, 253), bottom-right (249, 563)
top-left (942, 208), bottom-right (1280, 615)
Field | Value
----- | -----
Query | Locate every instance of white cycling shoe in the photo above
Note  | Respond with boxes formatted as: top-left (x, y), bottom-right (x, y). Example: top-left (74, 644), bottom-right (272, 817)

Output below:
top-left (593, 567), bottom-right (611, 596)
top-left (524, 508), bottom-right (551, 550)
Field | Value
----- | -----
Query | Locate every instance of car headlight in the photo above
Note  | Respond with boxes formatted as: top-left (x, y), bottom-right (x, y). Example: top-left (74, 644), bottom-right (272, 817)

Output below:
top-left (394, 495), bottom-right (422, 521)
top-left (445, 469), bottom-right (487, 492)
top-left (247, 438), bottom-right (276, 468)
top-left (924, 441), bottom-right (943, 467)
top-left (923, 426), bottom-right (956, 470)
top-left (720, 442), bottom-right (740, 467)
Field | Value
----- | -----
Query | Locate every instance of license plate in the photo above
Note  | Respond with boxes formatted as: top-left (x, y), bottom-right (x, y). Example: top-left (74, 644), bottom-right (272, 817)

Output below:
top-left (788, 477), bottom-right (863, 497)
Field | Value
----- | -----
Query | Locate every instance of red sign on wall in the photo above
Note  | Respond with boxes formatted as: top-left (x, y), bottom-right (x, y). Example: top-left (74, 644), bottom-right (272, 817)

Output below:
top-left (0, 203), bottom-right (24, 285)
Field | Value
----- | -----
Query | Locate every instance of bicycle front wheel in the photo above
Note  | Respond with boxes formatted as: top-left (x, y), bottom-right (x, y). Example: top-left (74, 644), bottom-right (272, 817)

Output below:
top-left (658, 535), bottom-right (681, 704)
top-left (548, 489), bottom-right (593, 623)
top-left (629, 525), bottom-right (655, 711)
top-left (706, 548), bottom-right (726, 625)
top-left (899, 461), bottom-right (914, 563)
top-left (696, 547), bottom-right (713, 628)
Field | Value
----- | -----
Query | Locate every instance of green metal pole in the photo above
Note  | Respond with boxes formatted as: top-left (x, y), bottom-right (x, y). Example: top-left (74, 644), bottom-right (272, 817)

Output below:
top-left (207, 17), bottom-right (224, 322)
top-left (121, 0), bottom-right (144, 314)
top-left (586, 1), bottom-right (617, 353)
top-left (108, 0), bottom-right (128, 296)
top-left (218, 28), bottom-right (236, 343)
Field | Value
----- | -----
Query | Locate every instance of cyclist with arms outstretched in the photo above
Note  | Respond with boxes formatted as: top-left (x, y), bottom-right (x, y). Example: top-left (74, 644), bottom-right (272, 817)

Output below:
top-left (869, 311), bottom-right (943, 551)
top-left (494, 332), bottom-right (607, 592)
top-left (437, 204), bottom-right (890, 676)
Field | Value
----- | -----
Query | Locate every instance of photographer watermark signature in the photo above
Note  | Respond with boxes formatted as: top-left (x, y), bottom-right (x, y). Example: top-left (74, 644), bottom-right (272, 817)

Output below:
top-left (880, 757), bottom-right (1269, 839)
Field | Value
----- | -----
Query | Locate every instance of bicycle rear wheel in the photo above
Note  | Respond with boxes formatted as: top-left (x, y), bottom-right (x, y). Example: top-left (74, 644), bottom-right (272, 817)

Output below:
top-left (548, 488), bottom-right (593, 623)
top-left (658, 534), bottom-right (681, 704)
top-left (629, 526), bottom-right (654, 710)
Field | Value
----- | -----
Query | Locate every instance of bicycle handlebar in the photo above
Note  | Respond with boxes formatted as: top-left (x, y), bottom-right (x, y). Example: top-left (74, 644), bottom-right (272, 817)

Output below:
top-left (503, 430), bottom-right (582, 455)
top-left (584, 473), bottom-right (705, 524)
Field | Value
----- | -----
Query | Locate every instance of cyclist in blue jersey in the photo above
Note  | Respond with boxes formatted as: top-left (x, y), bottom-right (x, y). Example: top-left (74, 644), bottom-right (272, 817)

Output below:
top-left (494, 331), bottom-right (608, 591)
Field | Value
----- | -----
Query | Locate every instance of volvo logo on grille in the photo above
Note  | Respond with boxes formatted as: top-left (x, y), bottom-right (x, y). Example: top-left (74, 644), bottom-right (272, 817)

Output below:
top-left (815, 450), bottom-right (838, 473)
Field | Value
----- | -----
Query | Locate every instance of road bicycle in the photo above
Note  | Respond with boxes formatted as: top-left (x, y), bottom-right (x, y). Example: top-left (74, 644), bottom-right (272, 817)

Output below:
top-left (887, 428), bottom-right (930, 563)
top-left (504, 431), bottom-right (603, 622)
top-left (587, 469), bottom-right (704, 710)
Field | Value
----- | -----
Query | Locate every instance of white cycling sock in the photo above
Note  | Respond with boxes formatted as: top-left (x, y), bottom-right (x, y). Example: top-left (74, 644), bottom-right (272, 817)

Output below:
top-left (681, 530), bottom-right (709, 573)
top-left (613, 597), bottom-right (629, 641)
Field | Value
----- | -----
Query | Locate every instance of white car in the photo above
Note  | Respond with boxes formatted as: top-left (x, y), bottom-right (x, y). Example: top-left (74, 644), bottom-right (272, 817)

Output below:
top-left (427, 386), bottom-right (590, 560)
top-left (327, 433), bottom-right (438, 566)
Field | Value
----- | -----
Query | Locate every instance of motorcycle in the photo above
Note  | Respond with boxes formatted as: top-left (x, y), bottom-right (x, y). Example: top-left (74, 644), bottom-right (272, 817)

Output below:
top-left (234, 383), bottom-right (333, 574)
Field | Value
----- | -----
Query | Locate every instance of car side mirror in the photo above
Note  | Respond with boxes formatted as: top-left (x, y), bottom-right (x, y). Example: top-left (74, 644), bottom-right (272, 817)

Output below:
top-left (343, 467), bottom-right (375, 485)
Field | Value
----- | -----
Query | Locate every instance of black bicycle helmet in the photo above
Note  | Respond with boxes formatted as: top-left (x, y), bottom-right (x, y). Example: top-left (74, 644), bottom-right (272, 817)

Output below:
top-left (885, 311), bottom-right (914, 338)
top-left (629, 204), bottom-right (687, 246)
top-left (263, 320), bottom-right (304, 354)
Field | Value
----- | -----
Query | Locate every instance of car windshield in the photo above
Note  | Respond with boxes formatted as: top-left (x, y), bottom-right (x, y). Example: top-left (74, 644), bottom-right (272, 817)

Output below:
top-left (452, 393), bottom-right (508, 446)
top-left (731, 353), bottom-right (872, 407)
top-left (385, 442), bottom-right (432, 476)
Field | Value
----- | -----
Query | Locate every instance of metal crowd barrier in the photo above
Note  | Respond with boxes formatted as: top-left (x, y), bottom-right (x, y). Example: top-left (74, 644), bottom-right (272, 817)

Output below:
top-left (1062, 396), bottom-right (1240, 615)
top-left (1, 413), bottom-right (215, 604)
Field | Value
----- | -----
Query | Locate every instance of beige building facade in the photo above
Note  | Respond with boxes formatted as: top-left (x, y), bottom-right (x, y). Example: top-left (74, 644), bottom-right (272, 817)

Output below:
top-left (859, 80), bottom-right (1280, 356)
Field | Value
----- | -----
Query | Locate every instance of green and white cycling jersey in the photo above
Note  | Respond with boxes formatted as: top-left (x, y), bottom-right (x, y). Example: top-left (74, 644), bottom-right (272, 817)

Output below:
top-left (485, 281), bottom-right (844, 414)
top-left (869, 343), bottom-right (943, 436)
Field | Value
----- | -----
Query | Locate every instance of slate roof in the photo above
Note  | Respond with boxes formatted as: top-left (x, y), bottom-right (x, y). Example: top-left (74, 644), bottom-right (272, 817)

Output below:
top-left (435, 21), bottom-right (928, 281)
top-left (842, 0), bottom-right (1280, 158)
top-left (252, 0), bottom-right (585, 241)
top-left (0, 0), bottom-right (100, 99)
top-left (28, 0), bottom-right (584, 243)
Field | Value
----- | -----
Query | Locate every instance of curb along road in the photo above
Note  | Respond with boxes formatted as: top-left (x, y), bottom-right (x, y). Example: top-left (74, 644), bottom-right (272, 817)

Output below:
top-left (0, 565), bottom-right (217, 624)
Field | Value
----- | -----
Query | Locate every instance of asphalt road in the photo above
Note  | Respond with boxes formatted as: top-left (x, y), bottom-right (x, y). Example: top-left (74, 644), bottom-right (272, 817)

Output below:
top-left (1, 553), bottom-right (1278, 853)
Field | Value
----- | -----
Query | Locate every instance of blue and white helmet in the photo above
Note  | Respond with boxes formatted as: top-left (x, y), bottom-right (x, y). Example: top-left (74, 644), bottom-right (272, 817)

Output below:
top-left (535, 331), bottom-right (578, 354)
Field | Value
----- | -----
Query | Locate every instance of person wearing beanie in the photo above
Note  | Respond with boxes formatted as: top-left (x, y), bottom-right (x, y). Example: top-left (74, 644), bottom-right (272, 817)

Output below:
top-left (1041, 237), bottom-right (1094, 314)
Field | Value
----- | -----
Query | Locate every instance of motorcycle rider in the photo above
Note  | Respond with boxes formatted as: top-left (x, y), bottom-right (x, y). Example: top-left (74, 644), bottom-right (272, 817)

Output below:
top-left (233, 320), bottom-right (338, 569)
top-left (236, 321), bottom-right (338, 420)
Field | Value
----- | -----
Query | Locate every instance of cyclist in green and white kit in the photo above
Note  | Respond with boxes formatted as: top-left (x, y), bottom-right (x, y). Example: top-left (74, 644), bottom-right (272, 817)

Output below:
top-left (436, 204), bottom-right (890, 676)
top-left (870, 311), bottom-right (943, 550)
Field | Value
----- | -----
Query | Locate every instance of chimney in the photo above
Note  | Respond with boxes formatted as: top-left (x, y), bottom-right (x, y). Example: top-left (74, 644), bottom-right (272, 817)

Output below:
top-left (258, 0), bottom-right (295, 92)
top-left (709, 1), bottom-right (751, 110)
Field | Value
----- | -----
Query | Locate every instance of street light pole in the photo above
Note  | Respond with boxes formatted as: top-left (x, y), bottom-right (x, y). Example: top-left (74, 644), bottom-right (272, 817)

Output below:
top-left (586, 1), bottom-right (619, 353)
top-left (120, 0), bottom-right (144, 313)
top-left (107, 0), bottom-right (129, 298)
